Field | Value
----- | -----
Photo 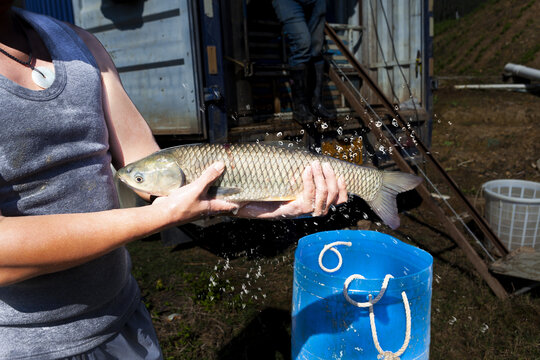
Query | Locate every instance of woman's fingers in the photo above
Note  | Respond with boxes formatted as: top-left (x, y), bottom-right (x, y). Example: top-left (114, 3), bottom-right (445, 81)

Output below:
top-left (304, 161), bottom-right (348, 216)
top-left (310, 161), bottom-right (328, 216)
top-left (337, 176), bottom-right (348, 204)
top-left (193, 162), bottom-right (240, 214)
top-left (191, 161), bottom-right (225, 193)
top-left (321, 162), bottom-right (339, 213)
top-left (157, 161), bottom-right (239, 219)
top-left (302, 166), bottom-right (316, 213)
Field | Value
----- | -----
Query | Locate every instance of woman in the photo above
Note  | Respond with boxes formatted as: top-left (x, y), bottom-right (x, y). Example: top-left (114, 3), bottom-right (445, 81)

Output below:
top-left (0, 3), bottom-right (347, 359)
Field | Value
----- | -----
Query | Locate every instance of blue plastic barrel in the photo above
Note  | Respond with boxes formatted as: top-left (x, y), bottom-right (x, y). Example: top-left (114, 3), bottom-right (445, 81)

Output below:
top-left (292, 230), bottom-right (433, 359)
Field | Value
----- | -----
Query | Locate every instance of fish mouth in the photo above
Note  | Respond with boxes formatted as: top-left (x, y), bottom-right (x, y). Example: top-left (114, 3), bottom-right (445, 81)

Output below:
top-left (114, 171), bottom-right (138, 191)
top-left (114, 170), bottom-right (128, 184)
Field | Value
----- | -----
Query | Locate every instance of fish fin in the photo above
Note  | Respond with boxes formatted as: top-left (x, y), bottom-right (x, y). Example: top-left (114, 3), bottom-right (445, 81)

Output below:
top-left (366, 172), bottom-right (423, 229)
top-left (260, 195), bottom-right (298, 201)
top-left (208, 186), bottom-right (243, 197)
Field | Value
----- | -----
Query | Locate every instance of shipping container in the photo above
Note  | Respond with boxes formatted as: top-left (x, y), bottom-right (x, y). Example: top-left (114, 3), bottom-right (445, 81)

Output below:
top-left (28, 0), bottom-right (433, 158)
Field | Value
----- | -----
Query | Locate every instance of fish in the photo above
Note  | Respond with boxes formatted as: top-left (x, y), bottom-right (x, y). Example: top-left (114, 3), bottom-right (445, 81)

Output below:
top-left (116, 143), bottom-right (422, 229)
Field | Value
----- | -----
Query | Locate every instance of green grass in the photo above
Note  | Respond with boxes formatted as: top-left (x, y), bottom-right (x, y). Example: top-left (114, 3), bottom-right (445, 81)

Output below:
top-left (434, 18), bottom-right (459, 36)
top-left (126, 217), bottom-right (540, 359)
top-left (518, 0), bottom-right (536, 17)
top-left (519, 43), bottom-right (540, 64)
top-left (500, 22), bottom-right (512, 35)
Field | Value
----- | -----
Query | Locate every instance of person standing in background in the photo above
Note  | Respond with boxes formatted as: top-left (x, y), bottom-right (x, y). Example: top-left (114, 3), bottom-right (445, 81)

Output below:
top-left (273, 0), bottom-right (334, 125)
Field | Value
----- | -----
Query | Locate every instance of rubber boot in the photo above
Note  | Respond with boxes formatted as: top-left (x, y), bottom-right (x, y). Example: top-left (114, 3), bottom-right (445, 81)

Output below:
top-left (310, 61), bottom-right (335, 120)
top-left (289, 65), bottom-right (316, 125)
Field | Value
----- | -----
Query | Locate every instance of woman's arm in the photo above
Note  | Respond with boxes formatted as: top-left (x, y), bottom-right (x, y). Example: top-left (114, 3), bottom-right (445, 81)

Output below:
top-left (0, 26), bottom-right (240, 286)
top-left (0, 26), bottom-right (347, 286)
top-left (70, 25), bottom-right (349, 221)
top-left (69, 25), bottom-right (160, 171)
top-left (0, 162), bottom-right (238, 286)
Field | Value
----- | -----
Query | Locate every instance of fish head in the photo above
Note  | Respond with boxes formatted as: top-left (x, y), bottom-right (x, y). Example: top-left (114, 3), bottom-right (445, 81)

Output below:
top-left (116, 153), bottom-right (185, 196)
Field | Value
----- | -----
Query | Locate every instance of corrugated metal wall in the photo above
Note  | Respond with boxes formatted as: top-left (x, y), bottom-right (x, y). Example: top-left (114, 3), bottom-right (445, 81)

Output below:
top-left (25, 0), bottom-right (74, 23)
top-left (328, 0), bottom-right (427, 108)
top-left (72, 0), bottom-right (204, 136)
top-left (361, 0), bottom-right (424, 106)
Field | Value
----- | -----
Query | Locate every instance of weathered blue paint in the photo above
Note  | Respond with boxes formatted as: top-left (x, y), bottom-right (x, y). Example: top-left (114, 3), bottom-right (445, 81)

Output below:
top-left (72, 0), bottom-right (205, 137)
top-left (25, 0), bottom-right (74, 24)
top-left (198, 0), bottom-right (228, 143)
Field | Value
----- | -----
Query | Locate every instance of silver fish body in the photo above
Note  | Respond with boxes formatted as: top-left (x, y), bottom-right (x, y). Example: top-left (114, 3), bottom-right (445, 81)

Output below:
top-left (116, 143), bottom-right (422, 229)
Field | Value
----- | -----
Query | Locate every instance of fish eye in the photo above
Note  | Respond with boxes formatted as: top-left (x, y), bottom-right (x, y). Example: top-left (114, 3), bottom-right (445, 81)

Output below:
top-left (134, 174), bottom-right (144, 183)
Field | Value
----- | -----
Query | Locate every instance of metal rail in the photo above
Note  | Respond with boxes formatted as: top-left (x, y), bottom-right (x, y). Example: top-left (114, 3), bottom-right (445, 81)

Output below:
top-left (325, 23), bottom-right (509, 299)
top-left (325, 23), bottom-right (508, 256)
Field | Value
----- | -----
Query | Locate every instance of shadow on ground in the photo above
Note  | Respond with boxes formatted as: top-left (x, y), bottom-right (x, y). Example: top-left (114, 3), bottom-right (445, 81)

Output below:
top-left (217, 307), bottom-right (291, 360)
top-left (171, 189), bottom-right (422, 259)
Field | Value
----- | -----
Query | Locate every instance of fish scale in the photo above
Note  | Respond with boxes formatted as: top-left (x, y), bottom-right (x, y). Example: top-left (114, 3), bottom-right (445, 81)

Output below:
top-left (116, 143), bottom-right (423, 229)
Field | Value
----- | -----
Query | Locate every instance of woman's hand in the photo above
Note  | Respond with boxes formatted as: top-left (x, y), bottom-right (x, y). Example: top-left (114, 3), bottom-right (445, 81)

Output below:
top-left (235, 161), bottom-right (348, 219)
top-left (151, 160), bottom-right (347, 224)
top-left (151, 161), bottom-right (239, 225)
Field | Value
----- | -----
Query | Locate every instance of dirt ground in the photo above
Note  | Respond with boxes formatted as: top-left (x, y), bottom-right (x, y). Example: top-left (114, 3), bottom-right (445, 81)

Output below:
top-left (434, 0), bottom-right (540, 76)
top-left (125, 1), bottom-right (540, 357)
top-left (127, 82), bottom-right (540, 359)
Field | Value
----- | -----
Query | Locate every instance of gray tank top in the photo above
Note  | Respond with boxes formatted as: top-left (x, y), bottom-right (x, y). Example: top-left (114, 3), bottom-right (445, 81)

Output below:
top-left (0, 9), bottom-right (140, 359)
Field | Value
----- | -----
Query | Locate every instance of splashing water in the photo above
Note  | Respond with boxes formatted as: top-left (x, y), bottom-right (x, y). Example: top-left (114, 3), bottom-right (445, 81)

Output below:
top-left (480, 323), bottom-right (489, 333)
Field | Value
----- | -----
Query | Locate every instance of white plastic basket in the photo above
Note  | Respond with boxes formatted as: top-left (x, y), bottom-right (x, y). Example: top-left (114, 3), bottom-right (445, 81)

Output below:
top-left (482, 179), bottom-right (540, 251)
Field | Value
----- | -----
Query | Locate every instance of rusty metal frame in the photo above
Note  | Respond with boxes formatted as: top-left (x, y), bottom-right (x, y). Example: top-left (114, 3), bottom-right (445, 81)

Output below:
top-left (325, 23), bottom-right (509, 299)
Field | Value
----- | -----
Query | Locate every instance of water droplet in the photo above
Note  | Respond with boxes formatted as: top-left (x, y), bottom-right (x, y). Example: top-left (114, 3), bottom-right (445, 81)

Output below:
top-left (392, 118), bottom-right (398, 127)
top-left (300, 129), bottom-right (305, 134)
top-left (375, 121), bottom-right (382, 127)
top-left (321, 122), bottom-right (329, 129)
top-left (480, 323), bottom-right (489, 333)
top-left (337, 127), bottom-right (343, 136)
top-left (276, 132), bottom-right (283, 137)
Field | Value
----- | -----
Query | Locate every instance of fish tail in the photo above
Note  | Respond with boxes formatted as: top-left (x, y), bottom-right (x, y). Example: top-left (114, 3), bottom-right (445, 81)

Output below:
top-left (366, 172), bottom-right (423, 229)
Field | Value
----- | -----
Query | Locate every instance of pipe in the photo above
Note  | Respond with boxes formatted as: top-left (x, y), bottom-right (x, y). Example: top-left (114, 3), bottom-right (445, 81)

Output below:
top-left (504, 63), bottom-right (540, 82)
top-left (454, 84), bottom-right (540, 90)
